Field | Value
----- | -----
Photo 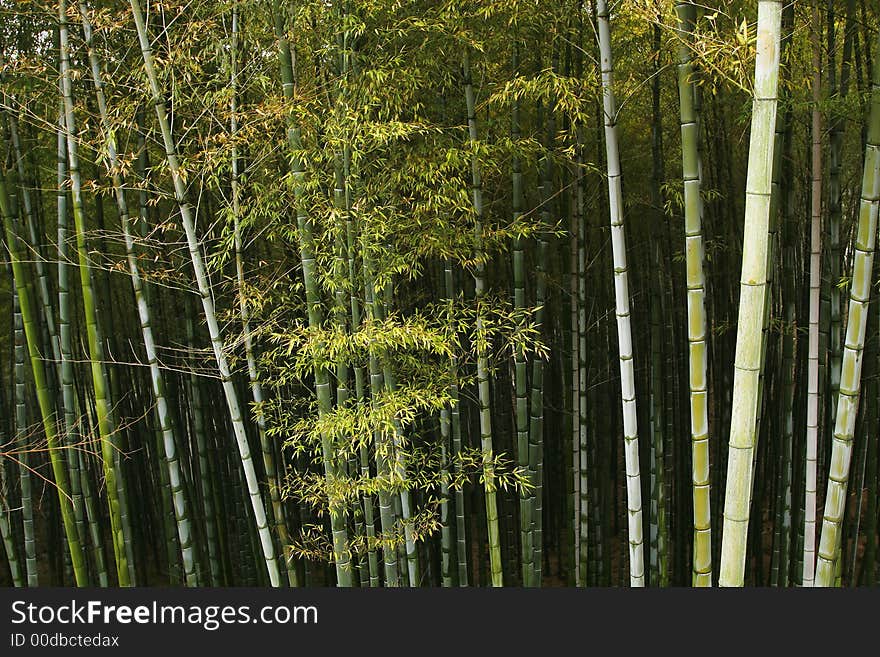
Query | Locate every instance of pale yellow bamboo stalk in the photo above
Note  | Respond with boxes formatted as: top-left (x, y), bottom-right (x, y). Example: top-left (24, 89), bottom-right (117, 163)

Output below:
top-left (719, 0), bottom-right (783, 588)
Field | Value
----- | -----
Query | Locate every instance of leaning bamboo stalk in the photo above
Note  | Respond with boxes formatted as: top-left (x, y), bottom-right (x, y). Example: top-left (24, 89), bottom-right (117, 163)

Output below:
top-left (814, 29), bottom-right (880, 588)
top-left (0, 156), bottom-right (88, 587)
top-left (227, 3), bottom-right (295, 586)
top-left (719, 0), bottom-right (783, 587)
top-left (128, 0), bottom-right (280, 586)
top-left (76, 0), bottom-right (197, 586)
top-left (59, 0), bottom-right (131, 585)
top-left (8, 114), bottom-right (62, 375)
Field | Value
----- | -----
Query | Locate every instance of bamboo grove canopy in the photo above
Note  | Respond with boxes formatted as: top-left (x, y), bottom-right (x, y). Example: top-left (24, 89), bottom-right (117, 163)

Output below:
top-left (0, 0), bottom-right (878, 588)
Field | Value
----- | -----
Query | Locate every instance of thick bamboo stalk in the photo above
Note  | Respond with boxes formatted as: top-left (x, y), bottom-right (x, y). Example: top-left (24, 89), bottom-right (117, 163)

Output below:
top-left (719, 0), bottom-right (783, 588)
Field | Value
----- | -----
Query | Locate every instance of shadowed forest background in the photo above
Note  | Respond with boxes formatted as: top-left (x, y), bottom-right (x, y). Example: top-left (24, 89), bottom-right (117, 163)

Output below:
top-left (0, 0), bottom-right (879, 588)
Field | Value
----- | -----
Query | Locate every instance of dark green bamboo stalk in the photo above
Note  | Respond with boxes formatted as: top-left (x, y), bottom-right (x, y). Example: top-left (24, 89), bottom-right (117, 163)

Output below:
top-left (0, 151), bottom-right (88, 588)
top-left (444, 261), bottom-right (469, 587)
top-left (186, 313), bottom-right (222, 586)
top-left (574, 41), bottom-right (589, 588)
top-left (13, 288), bottom-right (36, 586)
top-left (76, 0), bottom-right (197, 586)
top-left (59, 0), bottom-right (130, 585)
top-left (77, 449), bottom-right (108, 587)
top-left (269, 0), bottom-right (352, 586)
top-left (0, 403), bottom-right (23, 586)
top-left (510, 43), bottom-right (532, 587)
top-left (462, 46), bottom-right (502, 587)
top-left (776, 10), bottom-right (797, 586)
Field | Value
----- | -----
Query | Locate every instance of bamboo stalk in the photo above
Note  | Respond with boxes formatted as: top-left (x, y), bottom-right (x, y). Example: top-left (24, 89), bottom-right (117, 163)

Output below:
top-left (462, 46), bottom-right (503, 587)
top-left (596, 0), bottom-right (644, 587)
top-left (719, 0), bottom-right (783, 588)
top-left (129, 0), bottom-right (281, 586)
top-left (814, 29), bottom-right (880, 587)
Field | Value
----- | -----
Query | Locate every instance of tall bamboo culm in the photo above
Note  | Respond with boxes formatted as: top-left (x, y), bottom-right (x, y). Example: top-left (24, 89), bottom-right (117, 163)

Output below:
top-left (814, 29), bottom-right (880, 588)
top-left (803, 0), bottom-right (823, 588)
top-left (76, 0), bottom-right (197, 586)
top-left (674, 0), bottom-right (711, 587)
top-left (0, 137), bottom-right (88, 587)
top-left (719, 0), bottom-right (783, 588)
top-left (462, 46), bottom-right (503, 587)
top-left (128, 0), bottom-right (281, 587)
top-left (596, 0), bottom-right (644, 587)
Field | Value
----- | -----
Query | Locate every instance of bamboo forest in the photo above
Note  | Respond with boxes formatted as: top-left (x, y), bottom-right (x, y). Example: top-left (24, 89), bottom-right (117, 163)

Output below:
top-left (0, 0), bottom-right (878, 590)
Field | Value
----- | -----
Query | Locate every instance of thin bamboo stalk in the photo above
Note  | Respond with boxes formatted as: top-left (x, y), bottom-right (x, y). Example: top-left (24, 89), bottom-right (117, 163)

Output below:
top-left (462, 47), bottom-right (503, 587)
top-left (129, 0), bottom-right (280, 586)
top-left (596, 0), bottom-right (644, 587)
